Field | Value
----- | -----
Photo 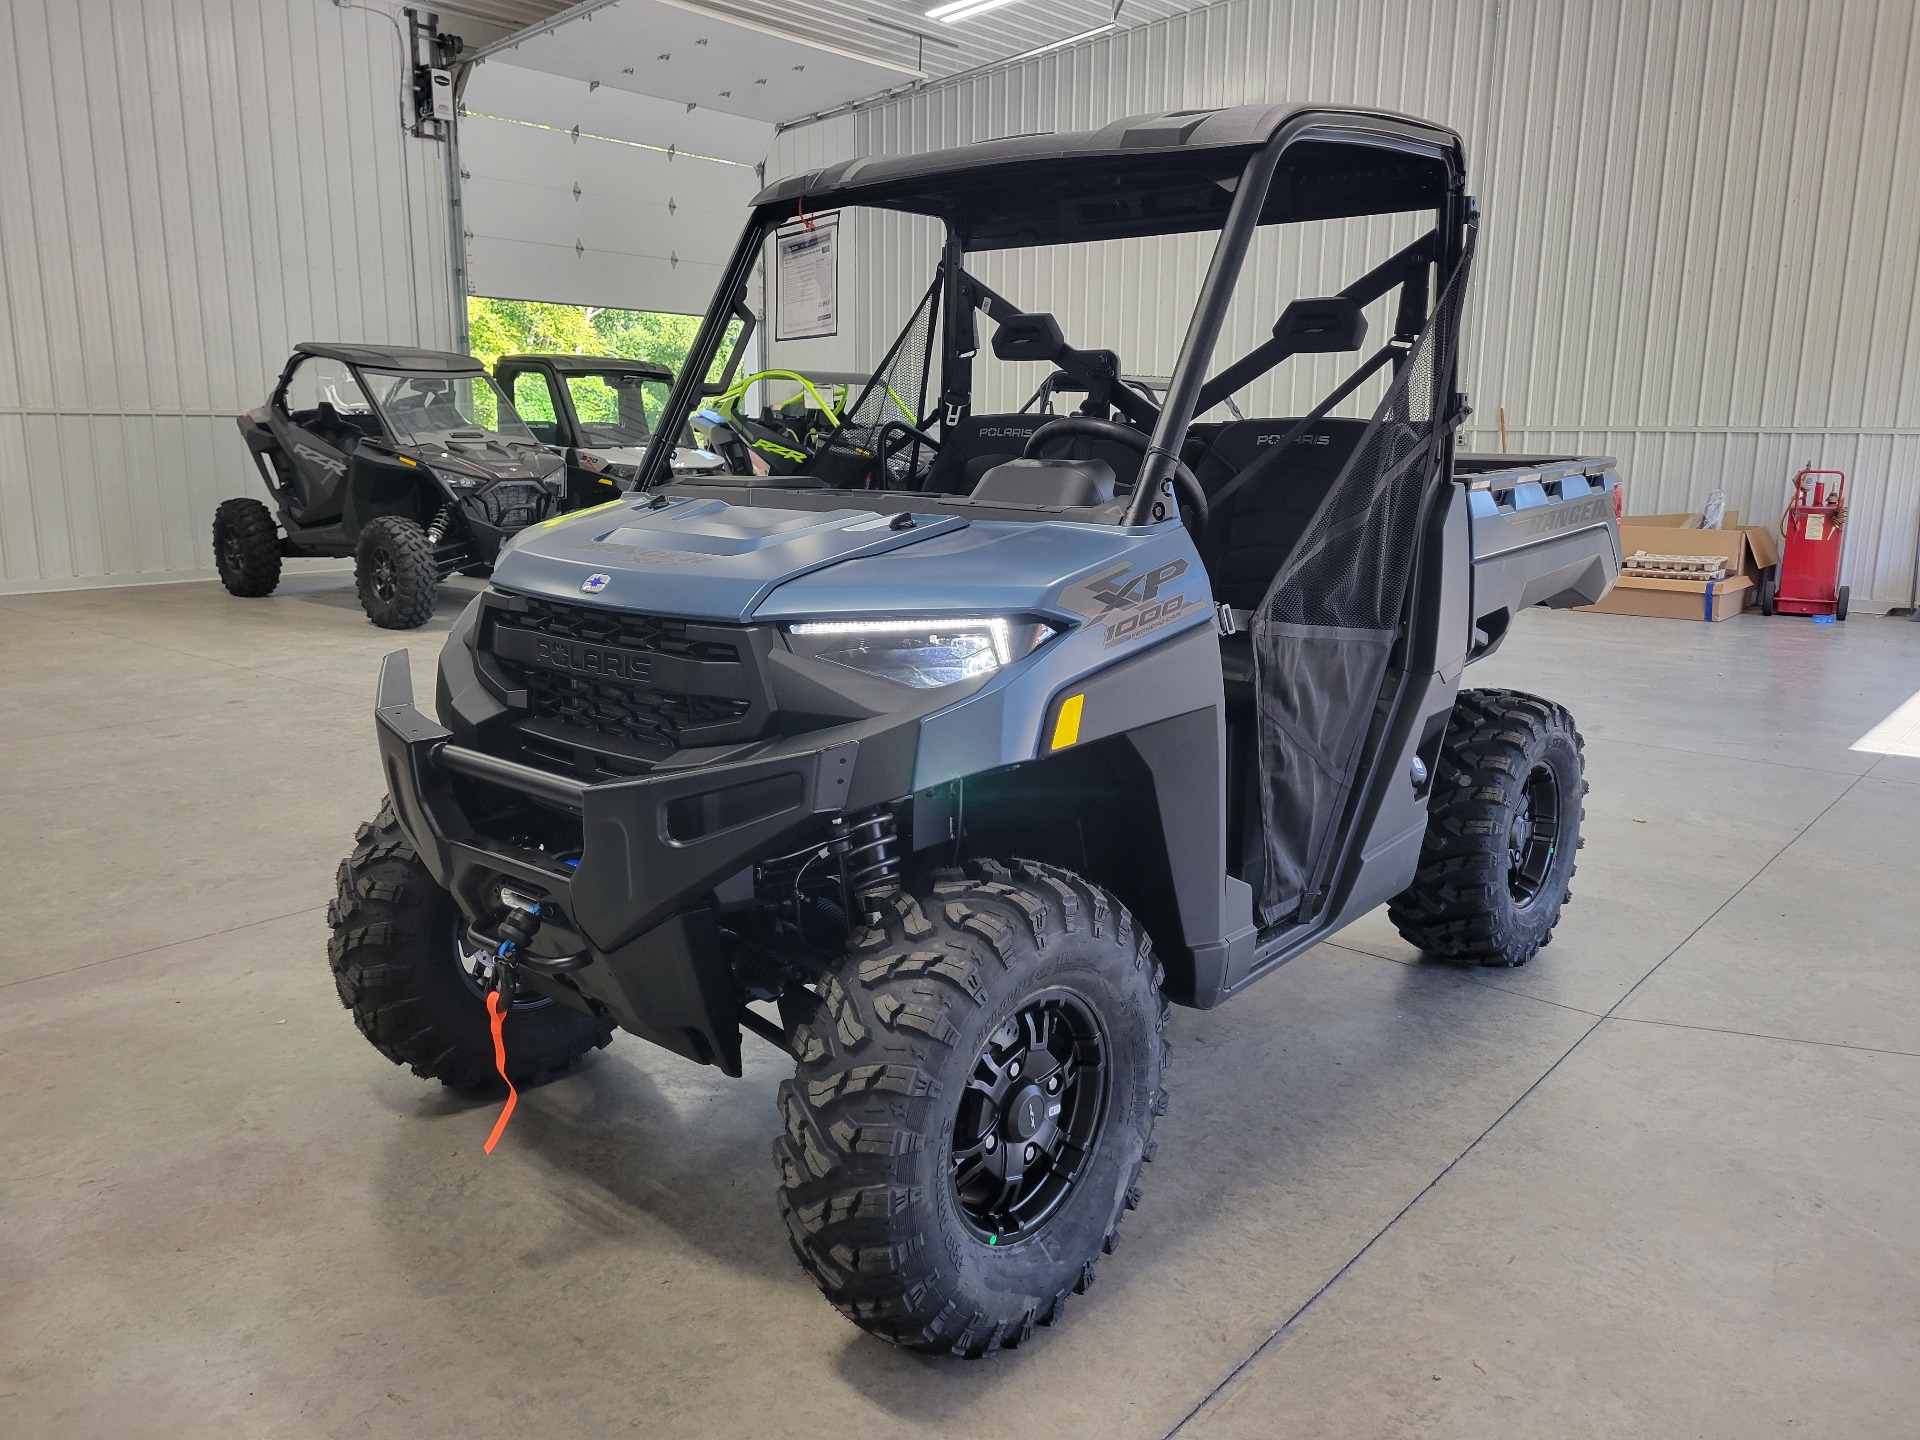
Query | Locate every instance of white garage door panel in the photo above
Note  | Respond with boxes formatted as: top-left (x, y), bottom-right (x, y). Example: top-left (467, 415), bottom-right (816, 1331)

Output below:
top-left (462, 116), bottom-right (754, 210)
top-left (466, 179), bottom-right (742, 256)
top-left (466, 237), bottom-right (730, 316)
top-left (465, 60), bottom-right (774, 165)
top-left (460, 65), bottom-right (760, 316)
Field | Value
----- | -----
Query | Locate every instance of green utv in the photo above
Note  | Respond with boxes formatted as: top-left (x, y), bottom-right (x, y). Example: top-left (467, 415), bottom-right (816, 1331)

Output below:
top-left (329, 103), bottom-right (1622, 1355)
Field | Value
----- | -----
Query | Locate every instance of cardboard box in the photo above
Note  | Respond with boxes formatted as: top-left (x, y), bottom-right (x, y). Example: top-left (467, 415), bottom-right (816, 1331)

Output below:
top-left (1581, 572), bottom-right (1755, 622)
top-left (1578, 512), bottom-right (1779, 622)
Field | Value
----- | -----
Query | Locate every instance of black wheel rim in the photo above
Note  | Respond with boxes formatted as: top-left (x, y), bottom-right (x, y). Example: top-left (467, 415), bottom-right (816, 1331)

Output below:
top-left (218, 523), bottom-right (243, 574)
top-left (950, 993), bottom-right (1107, 1244)
top-left (369, 545), bottom-right (397, 602)
top-left (1507, 761), bottom-right (1563, 907)
top-left (451, 922), bottom-right (552, 1011)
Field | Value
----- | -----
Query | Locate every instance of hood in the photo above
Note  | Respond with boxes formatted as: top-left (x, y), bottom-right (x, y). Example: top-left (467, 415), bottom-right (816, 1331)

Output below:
top-left (405, 437), bottom-right (561, 484)
top-left (490, 496), bottom-right (969, 621)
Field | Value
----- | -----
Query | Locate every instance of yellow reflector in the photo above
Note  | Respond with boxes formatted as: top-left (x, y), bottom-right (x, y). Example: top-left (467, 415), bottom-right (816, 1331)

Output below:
top-left (1050, 693), bottom-right (1084, 750)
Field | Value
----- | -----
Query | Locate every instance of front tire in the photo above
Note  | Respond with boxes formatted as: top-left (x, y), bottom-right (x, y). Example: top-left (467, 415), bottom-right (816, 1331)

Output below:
top-left (212, 497), bottom-right (282, 597)
top-left (354, 515), bottom-right (438, 629)
top-left (327, 801), bottom-right (613, 1087)
top-left (773, 859), bottom-right (1168, 1356)
top-left (1389, 688), bottom-right (1587, 967)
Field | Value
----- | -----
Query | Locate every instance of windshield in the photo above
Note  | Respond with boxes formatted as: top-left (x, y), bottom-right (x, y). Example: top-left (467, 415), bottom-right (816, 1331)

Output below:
top-left (565, 371), bottom-right (669, 448)
top-left (645, 173), bottom-right (1446, 503)
top-left (359, 369), bottom-right (537, 447)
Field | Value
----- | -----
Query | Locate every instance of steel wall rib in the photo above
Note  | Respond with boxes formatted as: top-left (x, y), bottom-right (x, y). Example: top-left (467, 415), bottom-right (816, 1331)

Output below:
top-left (0, 0), bottom-right (456, 590)
top-left (768, 0), bottom-right (1920, 608)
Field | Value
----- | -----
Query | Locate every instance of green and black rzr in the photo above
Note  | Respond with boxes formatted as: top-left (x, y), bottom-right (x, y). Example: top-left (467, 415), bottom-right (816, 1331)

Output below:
top-left (694, 368), bottom-right (913, 476)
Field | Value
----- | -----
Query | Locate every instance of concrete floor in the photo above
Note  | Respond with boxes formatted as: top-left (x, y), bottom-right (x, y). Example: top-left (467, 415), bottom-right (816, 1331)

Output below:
top-left (2, 576), bottom-right (1917, 1439)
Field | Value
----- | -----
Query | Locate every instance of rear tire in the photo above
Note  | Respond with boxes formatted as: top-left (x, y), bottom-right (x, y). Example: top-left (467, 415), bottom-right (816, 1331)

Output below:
top-left (773, 859), bottom-right (1168, 1356)
top-left (212, 497), bottom-right (282, 597)
top-left (327, 801), bottom-right (614, 1087)
top-left (1835, 585), bottom-right (1849, 621)
top-left (1759, 569), bottom-right (1777, 616)
top-left (1389, 688), bottom-right (1586, 967)
top-left (354, 515), bottom-right (438, 629)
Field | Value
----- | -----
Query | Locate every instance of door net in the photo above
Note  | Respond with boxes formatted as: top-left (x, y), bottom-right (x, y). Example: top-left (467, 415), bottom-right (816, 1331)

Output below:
top-left (815, 272), bottom-right (941, 483)
top-left (1251, 226), bottom-right (1477, 926)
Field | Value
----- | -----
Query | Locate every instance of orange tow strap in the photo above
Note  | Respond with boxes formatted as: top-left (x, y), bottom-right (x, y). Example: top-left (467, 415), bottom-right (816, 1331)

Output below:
top-left (482, 988), bottom-right (517, 1154)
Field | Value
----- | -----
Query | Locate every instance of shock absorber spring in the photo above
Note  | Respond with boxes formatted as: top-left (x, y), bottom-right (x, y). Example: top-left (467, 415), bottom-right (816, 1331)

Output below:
top-left (840, 809), bottom-right (901, 913)
top-left (425, 504), bottom-right (453, 546)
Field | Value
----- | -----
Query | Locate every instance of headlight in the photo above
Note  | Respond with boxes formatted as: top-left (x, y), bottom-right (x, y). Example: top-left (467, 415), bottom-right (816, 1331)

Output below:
top-left (786, 617), bottom-right (1057, 689)
top-left (437, 471), bottom-right (480, 490)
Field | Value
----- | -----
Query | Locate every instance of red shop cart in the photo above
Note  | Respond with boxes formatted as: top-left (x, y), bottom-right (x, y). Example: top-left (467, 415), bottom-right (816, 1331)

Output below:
top-left (1761, 466), bottom-right (1848, 621)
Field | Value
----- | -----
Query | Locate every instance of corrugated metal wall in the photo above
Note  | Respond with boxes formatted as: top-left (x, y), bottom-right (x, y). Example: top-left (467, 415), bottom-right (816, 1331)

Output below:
top-left (0, 0), bottom-right (456, 591)
top-left (768, 0), bottom-right (1920, 609)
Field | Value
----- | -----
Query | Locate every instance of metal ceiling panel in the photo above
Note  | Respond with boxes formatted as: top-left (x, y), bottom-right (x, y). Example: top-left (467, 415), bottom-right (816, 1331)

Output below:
top-left (696, 0), bottom-right (1220, 86)
top-left (471, 0), bottom-right (926, 123)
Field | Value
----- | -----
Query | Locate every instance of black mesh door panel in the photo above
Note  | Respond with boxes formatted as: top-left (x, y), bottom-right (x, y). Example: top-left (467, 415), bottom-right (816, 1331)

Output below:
top-left (1251, 227), bottom-right (1476, 925)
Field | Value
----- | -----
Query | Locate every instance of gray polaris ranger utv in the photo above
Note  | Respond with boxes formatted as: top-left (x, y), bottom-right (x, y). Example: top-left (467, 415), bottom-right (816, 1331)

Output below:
top-left (330, 103), bottom-right (1621, 1356)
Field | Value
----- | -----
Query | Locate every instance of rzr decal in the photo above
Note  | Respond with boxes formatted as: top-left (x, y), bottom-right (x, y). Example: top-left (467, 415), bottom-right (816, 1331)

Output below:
top-left (293, 441), bottom-right (347, 477)
top-left (751, 437), bottom-right (810, 464)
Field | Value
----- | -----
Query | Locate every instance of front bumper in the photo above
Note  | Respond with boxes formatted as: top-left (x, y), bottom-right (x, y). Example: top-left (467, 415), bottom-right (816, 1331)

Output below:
top-left (373, 650), bottom-right (865, 1074)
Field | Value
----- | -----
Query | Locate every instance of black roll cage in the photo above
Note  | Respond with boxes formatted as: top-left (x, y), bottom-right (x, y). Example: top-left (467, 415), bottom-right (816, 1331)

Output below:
top-left (637, 108), bottom-right (1470, 512)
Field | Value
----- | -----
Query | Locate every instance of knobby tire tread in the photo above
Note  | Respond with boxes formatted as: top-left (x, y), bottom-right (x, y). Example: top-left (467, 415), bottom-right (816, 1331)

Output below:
top-left (772, 858), bottom-right (1169, 1357)
top-left (327, 801), bottom-right (612, 1088)
top-left (1388, 687), bottom-right (1587, 967)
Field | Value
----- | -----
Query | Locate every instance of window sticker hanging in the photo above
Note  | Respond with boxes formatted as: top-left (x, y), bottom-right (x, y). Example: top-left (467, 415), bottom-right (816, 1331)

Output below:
top-left (775, 212), bottom-right (840, 341)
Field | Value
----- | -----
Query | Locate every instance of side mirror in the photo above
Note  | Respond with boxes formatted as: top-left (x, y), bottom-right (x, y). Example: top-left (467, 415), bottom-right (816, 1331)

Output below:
top-left (1273, 296), bottom-right (1368, 353)
top-left (991, 312), bottom-right (1068, 363)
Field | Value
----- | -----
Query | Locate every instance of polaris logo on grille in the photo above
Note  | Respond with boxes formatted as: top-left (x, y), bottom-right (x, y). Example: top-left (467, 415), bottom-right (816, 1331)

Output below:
top-left (527, 635), bottom-right (651, 683)
top-left (581, 572), bottom-right (611, 594)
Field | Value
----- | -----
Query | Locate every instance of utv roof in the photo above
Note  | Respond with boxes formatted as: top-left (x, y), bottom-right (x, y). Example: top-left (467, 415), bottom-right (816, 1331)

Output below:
top-left (295, 341), bottom-right (483, 373)
top-left (499, 353), bottom-right (674, 381)
top-left (756, 103), bottom-right (1464, 249)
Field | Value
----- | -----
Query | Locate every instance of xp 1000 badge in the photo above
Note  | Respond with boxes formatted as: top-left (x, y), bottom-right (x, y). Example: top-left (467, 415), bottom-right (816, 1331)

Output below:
top-left (1059, 556), bottom-right (1195, 648)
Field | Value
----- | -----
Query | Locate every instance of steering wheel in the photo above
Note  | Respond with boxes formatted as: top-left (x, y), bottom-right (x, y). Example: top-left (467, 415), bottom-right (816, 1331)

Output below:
top-left (1023, 417), bottom-right (1209, 528)
top-left (874, 419), bottom-right (942, 489)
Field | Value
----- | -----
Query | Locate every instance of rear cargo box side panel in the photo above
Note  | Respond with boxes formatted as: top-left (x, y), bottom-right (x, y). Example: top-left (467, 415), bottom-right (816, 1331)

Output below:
top-left (1463, 457), bottom-right (1622, 640)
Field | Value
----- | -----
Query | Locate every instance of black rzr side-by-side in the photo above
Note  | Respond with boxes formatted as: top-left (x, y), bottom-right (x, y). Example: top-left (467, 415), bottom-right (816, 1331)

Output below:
top-left (222, 343), bottom-right (616, 628)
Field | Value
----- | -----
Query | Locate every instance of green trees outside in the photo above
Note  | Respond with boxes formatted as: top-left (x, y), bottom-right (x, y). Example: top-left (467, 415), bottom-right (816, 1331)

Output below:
top-left (466, 296), bottom-right (737, 382)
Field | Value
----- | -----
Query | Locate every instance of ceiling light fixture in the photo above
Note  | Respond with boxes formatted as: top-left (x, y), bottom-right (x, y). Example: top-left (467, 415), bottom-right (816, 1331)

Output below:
top-left (926, 0), bottom-right (1023, 24)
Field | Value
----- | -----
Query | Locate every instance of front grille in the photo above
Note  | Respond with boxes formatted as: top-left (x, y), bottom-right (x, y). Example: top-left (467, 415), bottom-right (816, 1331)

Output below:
top-left (522, 669), bottom-right (752, 749)
top-left (483, 596), bottom-right (765, 759)
top-left (506, 596), bottom-right (741, 661)
top-left (475, 482), bottom-right (553, 529)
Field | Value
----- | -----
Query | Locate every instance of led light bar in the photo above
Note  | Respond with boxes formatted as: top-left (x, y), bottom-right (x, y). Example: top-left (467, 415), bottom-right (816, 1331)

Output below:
top-left (788, 616), bottom-right (1014, 665)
